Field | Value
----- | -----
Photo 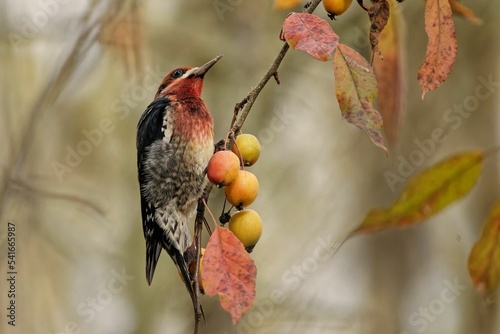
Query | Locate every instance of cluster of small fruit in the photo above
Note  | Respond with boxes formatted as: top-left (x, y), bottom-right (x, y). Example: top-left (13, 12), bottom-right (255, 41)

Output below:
top-left (207, 134), bottom-right (263, 252)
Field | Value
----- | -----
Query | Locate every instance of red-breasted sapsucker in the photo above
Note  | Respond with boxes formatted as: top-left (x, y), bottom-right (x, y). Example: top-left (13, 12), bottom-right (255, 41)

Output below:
top-left (136, 55), bottom-right (222, 311)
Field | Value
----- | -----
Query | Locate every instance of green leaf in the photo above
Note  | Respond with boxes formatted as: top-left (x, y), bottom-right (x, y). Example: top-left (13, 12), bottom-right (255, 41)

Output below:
top-left (356, 150), bottom-right (484, 233)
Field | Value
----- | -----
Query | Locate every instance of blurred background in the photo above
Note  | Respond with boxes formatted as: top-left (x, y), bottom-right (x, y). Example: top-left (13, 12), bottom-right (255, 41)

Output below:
top-left (0, 0), bottom-right (499, 333)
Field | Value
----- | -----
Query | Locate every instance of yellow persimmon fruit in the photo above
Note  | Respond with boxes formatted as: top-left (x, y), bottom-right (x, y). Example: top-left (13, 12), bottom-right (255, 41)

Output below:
top-left (323, 0), bottom-right (353, 19)
top-left (232, 134), bottom-right (261, 167)
top-left (224, 170), bottom-right (259, 208)
top-left (228, 209), bottom-right (263, 251)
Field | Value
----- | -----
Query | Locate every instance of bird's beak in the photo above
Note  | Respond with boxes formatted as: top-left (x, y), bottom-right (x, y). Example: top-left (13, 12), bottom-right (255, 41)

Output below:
top-left (190, 55), bottom-right (223, 78)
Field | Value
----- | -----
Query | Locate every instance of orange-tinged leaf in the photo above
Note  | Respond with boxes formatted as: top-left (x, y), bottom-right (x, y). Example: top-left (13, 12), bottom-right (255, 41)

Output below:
top-left (282, 13), bottom-right (339, 61)
top-left (333, 44), bottom-right (387, 153)
top-left (274, 0), bottom-right (301, 10)
top-left (356, 150), bottom-right (483, 233)
top-left (368, 0), bottom-right (390, 63)
top-left (202, 226), bottom-right (256, 324)
top-left (418, 0), bottom-right (457, 99)
top-left (468, 201), bottom-right (500, 294)
top-left (373, 0), bottom-right (407, 148)
top-left (449, 0), bottom-right (483, 25)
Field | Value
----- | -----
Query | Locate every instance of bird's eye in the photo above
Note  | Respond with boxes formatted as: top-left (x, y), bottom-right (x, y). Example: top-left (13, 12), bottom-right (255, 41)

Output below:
top-left (171, 69), bottom-right (185, 78)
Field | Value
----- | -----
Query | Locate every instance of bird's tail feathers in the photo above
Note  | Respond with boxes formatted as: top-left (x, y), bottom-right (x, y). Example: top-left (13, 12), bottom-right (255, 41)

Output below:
top-left (146, 241), bottom-right (162, 285)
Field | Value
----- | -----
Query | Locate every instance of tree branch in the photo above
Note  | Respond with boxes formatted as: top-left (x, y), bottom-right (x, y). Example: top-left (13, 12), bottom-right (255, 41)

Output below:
top-left (230, 43), bottom-right (289, 134)
top-left (229, 0), bottom-right (323, 136)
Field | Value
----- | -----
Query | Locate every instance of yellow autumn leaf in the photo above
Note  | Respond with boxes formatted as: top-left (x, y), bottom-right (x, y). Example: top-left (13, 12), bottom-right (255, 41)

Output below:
top-left (356, 151), bottom-right (483, 233)
top-left (468, 201), bottom-right (500, 294)
top-left (334, 44), bottom-right (387, 153)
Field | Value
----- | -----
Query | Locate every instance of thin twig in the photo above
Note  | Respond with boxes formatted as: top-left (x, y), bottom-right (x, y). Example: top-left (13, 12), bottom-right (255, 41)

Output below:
top-left (229, 43), bottom-right (289, 138)
top-left (229, 0), bottom-right (323, 138)
top-left (230, 97), bottom-right (248, 129)
top-left (192, 183), bottom-right (216, 333)
top-left (193, 197), bottom-right (205, 334)
top-left (203, 217), bottom-right (212, 235)
top-left (272, 71), bottom-right (281, 85)
top-left (9, 178), bottom-right (106, 217)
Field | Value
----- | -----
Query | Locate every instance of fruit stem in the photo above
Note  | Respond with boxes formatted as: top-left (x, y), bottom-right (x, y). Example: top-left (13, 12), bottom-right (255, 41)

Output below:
top-left (232, 139), bottom-right (245, 171)
top-left (202, 198), bottom-right (218, 230)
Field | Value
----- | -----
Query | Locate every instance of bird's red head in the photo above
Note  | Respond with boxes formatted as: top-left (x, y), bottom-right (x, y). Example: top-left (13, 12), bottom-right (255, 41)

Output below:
top-left (155, 55), bottom-right (223, 99)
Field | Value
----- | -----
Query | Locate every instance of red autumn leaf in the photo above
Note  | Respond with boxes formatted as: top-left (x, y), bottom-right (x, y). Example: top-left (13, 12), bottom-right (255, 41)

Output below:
top-left (368, 0), bottom-right (390, 63)
top-left (373, 0), bottom-right (407, 148)
top-left (355, 151), bottom-right (483, 234)
top-left (468, 201), bottom-right (500, 294)
top-left (333, 44), bottom-right (387, 153)
top-left (202, 226), bottom-right (256, 324)
top-left (281, 13), bottom-right (339, 61)
top-left (418, 0), bottom-right (458, 99)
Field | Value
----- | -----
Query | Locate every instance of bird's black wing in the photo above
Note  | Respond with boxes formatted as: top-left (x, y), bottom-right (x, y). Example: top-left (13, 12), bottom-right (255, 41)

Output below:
top-left (137, 97), bottom-right (171, 285)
